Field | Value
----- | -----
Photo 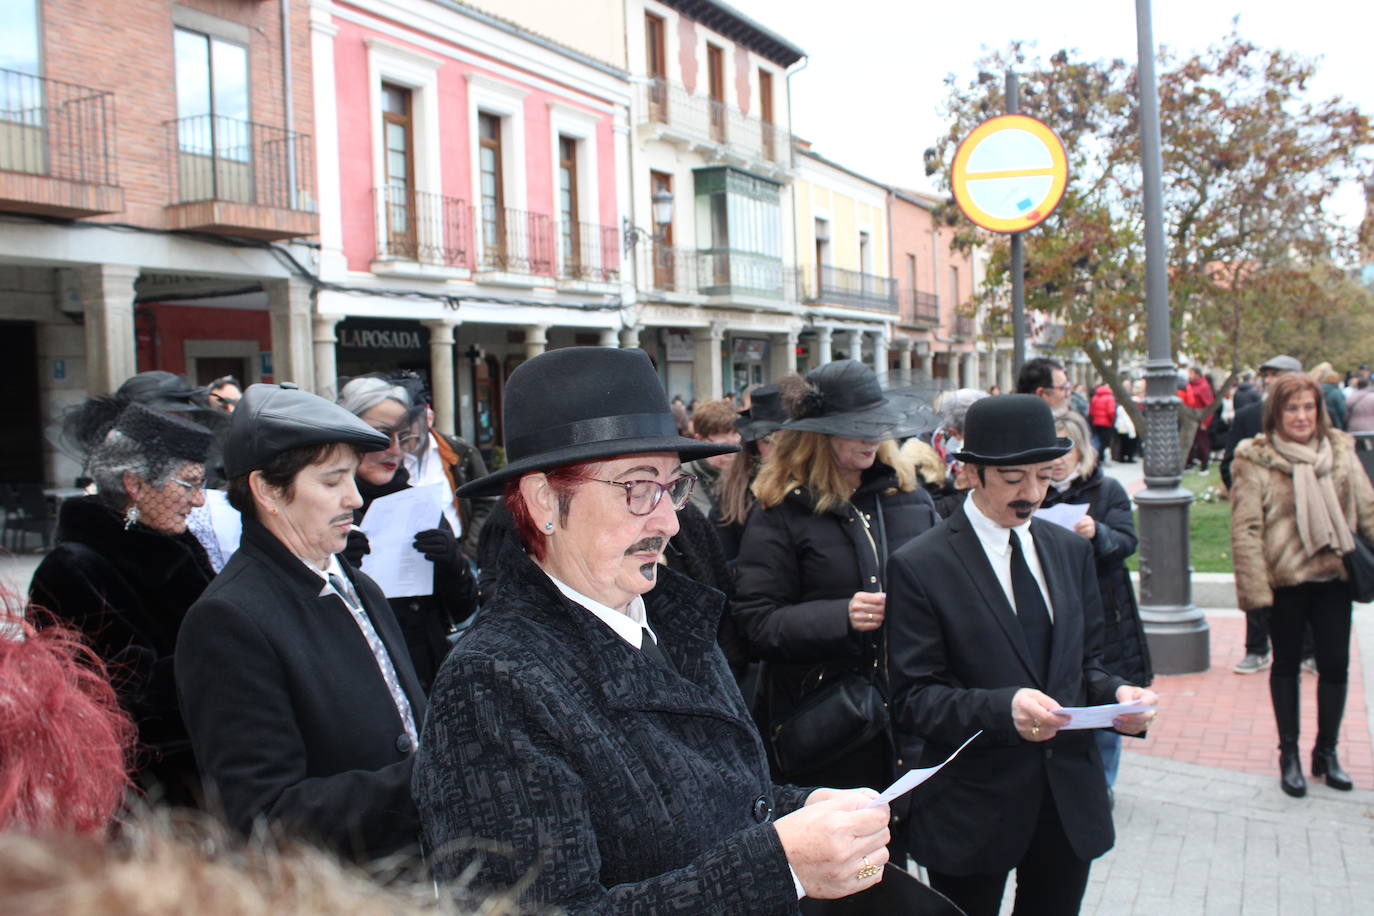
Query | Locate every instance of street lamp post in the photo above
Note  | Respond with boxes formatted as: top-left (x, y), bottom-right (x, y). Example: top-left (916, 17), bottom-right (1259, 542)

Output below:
top-left (1134, 0), bottom-right (1209, 673)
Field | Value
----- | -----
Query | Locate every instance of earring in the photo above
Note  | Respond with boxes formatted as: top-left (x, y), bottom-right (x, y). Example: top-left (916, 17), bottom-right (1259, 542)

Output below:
top-left (269, 507), bottom-right (279, 515)
top-left (123, 504), bottom-right (141, 531)
top-left (544, 521), bottom-right (554, 532)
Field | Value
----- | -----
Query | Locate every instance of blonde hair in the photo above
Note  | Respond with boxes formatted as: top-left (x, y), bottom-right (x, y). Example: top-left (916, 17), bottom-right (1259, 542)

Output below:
top-left (899, 437), bottom-right (946, 487)
top-left (753, 430), bottom-right (915, 513)
top-left (1054, 411), bottom-right (1098, 480)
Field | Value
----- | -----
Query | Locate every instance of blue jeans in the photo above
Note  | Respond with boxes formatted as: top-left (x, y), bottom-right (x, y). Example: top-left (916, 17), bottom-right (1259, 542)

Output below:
top-left (1096, 729), bottom-right (1122, 787)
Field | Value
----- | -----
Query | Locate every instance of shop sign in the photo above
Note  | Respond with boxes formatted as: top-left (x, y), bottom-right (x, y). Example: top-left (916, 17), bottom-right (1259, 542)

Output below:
top-left (338, 328), bottom-right (426, 350)
top-left (664, 329), bottom-right (695, 362)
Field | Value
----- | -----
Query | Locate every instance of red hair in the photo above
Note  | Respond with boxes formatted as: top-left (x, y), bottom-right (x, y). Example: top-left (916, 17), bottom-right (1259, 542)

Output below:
top-left (0, 596), bottom-right (135, 835)
top-left (503, 461), bottom-right (598, 561)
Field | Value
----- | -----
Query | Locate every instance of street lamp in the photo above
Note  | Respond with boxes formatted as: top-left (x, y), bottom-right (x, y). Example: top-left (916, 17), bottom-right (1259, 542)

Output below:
top-left (623, 188), bottom-right (674, 253)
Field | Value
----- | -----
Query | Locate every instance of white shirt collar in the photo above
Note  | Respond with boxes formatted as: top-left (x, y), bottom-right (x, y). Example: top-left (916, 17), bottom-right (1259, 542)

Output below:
top-left (543, 570), bottom-right (655, 650)
top-left (964, 489), bottom-right (1032, 554)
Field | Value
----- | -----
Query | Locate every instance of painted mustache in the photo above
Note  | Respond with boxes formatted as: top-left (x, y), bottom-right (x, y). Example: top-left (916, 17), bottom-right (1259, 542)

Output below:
top-left (626, 537), bottom-right (666, 555)
top-left (1009, 500), bottom-right (1038, 517)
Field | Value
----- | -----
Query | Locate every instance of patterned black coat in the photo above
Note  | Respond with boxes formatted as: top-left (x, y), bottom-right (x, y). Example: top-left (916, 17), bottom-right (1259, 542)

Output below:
top-left (1040, 468), bottom-right (1153, 686)
top-left (414, 534), bottom-right (809, 914)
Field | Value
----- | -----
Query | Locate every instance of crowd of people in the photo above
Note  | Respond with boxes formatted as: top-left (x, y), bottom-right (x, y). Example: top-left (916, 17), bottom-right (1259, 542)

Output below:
top-left (14, 344), bottom-right (1371, 915)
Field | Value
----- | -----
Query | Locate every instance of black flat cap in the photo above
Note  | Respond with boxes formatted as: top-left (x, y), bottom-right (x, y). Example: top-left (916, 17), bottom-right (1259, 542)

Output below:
top-left (223, 382), bottom-right (390, 478)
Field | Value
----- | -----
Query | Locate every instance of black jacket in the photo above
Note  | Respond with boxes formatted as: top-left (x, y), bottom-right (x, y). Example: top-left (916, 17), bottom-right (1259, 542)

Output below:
top-left (1040, 469), bottom-right (1153, 686)
top-left (1221, 400), bottom-right (1264, 489)
top-left (30, 496), bottom-right (214, 804)
top-left (414, 529), bottom-right (809, 914)
top-left (175, 518), bottom-right (427, 862)
top-left (730, 463), bottom-right (939, 786)
top-left (433, 430), bottom-right (493, 558)
top-left (886, 510), bottom-right (1128, 875)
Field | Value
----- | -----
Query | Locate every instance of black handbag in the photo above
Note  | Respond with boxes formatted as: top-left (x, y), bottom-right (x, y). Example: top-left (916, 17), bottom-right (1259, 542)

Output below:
top-left (1344, 533), bottom-right (1374, 603)
top-left (769, 501), bottom-right (891, 779)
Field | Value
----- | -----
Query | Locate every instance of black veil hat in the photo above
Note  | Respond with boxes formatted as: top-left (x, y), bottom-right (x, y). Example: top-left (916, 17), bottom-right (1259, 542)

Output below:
top-left (781, 360), bottom-right (940, 441)
top-left (735, 384), bottom-right (786, 442)
top-left (110, 402), bottom-right (214, 464)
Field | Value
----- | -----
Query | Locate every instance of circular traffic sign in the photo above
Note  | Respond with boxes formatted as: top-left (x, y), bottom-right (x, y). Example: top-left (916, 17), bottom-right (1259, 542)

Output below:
top-left (950, 114), bottom-right (1068, 233)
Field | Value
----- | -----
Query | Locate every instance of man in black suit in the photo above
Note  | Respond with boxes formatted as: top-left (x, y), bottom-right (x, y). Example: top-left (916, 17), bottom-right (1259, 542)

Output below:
top-left (887, 394), bottom-right (1158, 916)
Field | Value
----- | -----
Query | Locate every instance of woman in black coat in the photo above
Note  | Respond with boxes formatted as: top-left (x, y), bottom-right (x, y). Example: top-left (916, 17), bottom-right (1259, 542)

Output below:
top-left (175, 383), bottom-right (426, 863)
top-left (1042, 411), bottom-right (1153, 787)
top-left (30, 402), bottom-right (215, 807)
top-left (731, 360), bottom-right (939, 791)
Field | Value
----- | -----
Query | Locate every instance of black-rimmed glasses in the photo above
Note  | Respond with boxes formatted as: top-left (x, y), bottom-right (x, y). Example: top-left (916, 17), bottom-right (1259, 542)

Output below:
top-left (592, 475), bottom-right (697, 516)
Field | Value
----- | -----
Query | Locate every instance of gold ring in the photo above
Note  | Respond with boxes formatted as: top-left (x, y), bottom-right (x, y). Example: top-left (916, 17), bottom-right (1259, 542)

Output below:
top-left (856, 858), bottom-right (881, 881)
top-left (1032, 722), bottom-right (1041, 737)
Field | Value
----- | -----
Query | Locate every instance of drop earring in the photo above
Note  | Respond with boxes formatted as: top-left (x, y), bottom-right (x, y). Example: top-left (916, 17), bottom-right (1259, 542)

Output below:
top-left (123, 504), bottom-right (141, 531)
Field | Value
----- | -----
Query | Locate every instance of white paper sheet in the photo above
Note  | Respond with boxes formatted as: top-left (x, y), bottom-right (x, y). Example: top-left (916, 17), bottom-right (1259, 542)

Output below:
top-left (203, 488), bottom-right (242, 560)
top-left (1033, 502), bottom-right (1090, 530)
top-left (866, 730), bottom-right (983, 808)
top-left (358, 482), bottom-right (451, 598)
top-left (1047, 700), bottom-right (1157, 730)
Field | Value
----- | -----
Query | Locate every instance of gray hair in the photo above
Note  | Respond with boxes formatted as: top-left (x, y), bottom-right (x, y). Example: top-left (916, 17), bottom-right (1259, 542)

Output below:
top-left (336, 377), bottom-right (412, 418)
top-left (86, 430), bottom-right (183, 510)
top-left (1054, 409), bottom-right (1098, 479)
top-left (937, 388), bottom-right (989, 436)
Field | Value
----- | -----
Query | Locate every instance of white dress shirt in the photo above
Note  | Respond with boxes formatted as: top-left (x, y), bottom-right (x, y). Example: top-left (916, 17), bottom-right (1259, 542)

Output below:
top-left (963, 493), bottom-right (1056, 622)
top-left (404, 431), bottom-right (462, 534)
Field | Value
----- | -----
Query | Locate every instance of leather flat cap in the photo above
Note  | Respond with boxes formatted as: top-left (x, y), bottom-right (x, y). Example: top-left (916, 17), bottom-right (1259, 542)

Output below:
top-left (223, 382), bottom-right (390, 478)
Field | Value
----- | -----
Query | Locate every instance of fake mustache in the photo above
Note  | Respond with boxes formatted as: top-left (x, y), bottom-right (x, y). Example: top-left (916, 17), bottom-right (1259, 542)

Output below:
top-left (625, 537), bottom-right (666, 555)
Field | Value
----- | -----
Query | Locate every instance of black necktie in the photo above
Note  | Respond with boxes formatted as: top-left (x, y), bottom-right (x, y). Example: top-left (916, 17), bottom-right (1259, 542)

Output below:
top-left (640, 629), bottom-right (674, 672)
top-left (1008, 531), bottom-right (1052, 680)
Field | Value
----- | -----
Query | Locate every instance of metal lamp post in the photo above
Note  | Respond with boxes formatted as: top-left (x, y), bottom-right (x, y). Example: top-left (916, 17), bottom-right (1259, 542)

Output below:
top-left (1133, 0), bottom-right (1210, 673)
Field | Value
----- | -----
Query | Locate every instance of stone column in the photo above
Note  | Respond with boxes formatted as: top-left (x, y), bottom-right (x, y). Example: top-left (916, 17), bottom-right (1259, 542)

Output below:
top-left (599, 327), bottom-right (620, 348)
top-left (526, 323), bottom-right (549, 359)
top-left (872, 334), bottom-right (889, 381)
top-left (842, 329), bottom-right (864, 363)
top-left (620, 324), bottom-right (642, 349)
top-left (693, 322), bottom-right (725, 402)
top-left (964, 350), bottom-right (980, 391)
top-left (814, 325), bottom-right (833, 365)
top-left (75, 264), bottom-right (139, 395)
top-left (914, 343), bottom-right (931, 378)
top-left (265, 277), bottom-right (315, 387)
top-left (770, 328), bottom-right (798, 381)
top-left (896, 338), bottom-right (913, 383)
top-left (422, 318), bottom-right (459, 435)
top-left (312, 315), bottom-right (341, 398)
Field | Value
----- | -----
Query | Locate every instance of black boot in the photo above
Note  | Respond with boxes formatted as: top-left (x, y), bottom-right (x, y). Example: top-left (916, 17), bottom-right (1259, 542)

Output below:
top-left (1314, 681), bottom-right (1354, 791)
top-left (1271, 675), bottom-right (1306, 797)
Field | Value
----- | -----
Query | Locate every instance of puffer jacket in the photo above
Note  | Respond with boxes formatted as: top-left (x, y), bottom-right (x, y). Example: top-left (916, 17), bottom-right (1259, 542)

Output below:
top-left (1231, 430), bottom-right (1374, 610)
top-left (1089, 385), bottom-right (1117, 427)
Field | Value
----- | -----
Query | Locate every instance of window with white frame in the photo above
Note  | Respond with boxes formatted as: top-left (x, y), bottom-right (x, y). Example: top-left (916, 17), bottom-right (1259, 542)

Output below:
top-left (466, 73), bottom-right (529, 272)
top-left (365, 38), bottom-right (441, 264)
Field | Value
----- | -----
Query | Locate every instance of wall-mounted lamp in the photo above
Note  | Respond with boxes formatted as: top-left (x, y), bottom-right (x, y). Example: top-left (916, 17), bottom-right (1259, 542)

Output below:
top-left (622, 188), bottom-right (674, 253)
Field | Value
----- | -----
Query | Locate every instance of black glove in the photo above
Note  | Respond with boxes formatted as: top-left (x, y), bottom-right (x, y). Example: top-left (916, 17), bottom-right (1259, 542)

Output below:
top-left (342, 529), bottom-right (371, 568)
top-left (413, 526), bottom-right (461, 569)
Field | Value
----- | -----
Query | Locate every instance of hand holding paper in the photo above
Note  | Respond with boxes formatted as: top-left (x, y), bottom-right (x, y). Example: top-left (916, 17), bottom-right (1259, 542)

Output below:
top-left (1047, 700), bottom-right (1157, 730)
top-left (866, 731), bottom-right (982, 808)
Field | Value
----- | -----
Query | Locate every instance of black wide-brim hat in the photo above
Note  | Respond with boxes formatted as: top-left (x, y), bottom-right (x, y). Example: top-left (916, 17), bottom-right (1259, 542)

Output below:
top-left (735, 384), bottom-right (786, 442)
top-left (223, 382), bottom-right (391, 478)
top-left (950, 394), bottom-right (1072, 466)
top-left (782, 359), bottom-right (939, 441)
top-left (458, 347), bottom-right (739, 499)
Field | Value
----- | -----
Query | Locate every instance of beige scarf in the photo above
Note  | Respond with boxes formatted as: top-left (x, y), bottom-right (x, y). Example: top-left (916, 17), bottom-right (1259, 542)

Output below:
top-left (1270, 435), bottom-right (1356, 558)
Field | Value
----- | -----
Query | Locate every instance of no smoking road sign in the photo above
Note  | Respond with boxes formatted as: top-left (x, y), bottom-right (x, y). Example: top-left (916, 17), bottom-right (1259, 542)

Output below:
top-left (951, 114), bottom-right (1068, 233)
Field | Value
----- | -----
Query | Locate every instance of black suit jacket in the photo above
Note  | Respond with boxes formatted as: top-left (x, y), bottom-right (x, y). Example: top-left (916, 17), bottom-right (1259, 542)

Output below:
top-left (175, 518), bottom-right (427, 862)
top-left (886, 508), bottom-right (1127, 875)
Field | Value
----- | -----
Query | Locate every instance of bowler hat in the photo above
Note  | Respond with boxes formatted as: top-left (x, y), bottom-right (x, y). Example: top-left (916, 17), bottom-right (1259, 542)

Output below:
top-left (782, 360), bottom-right (938, 441)
top-left (735, 384), bottom-right (786, 442)
top-left (457, 348), bottom-right (739, 498)
top-left (223, 383), bottom-right (391, 478)
top-left (950, 394), bottom-right (1071, 466)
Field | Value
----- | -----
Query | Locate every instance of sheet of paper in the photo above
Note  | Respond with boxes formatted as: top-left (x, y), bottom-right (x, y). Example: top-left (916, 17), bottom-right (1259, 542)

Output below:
top-left (359, 482), bottom-right (451, 598)
top-left (203, 488), bottom-right (242, 560)
top-left (866, 730), bottom-right (983, 808)
top-left (1033, 501), bottom-right (1090, 530)
top-left (1048, 700), bottom-right (1157, 730)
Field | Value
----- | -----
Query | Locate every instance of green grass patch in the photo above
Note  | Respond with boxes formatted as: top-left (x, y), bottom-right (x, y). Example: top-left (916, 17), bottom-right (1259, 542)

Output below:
top-left (1125, 466), bottom-right (1234, 573)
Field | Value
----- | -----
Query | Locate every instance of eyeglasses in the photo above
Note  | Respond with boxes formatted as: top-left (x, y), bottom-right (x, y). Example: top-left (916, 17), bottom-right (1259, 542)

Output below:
top-left (169, 476), bottom-right (205, 493)
top-left (592, 475), bottom-right (697, 516)
top-left (375, 424), bottom-right (422, 447)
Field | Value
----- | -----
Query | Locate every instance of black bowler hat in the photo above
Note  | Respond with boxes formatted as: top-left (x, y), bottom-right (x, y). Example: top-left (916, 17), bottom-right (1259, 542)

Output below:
top-left (782, 359), bottom-right (938, 441)
top-left (950, 394), bottom-right (1072, 466)
top-left (457, 348), bottom-right (739, 498)
top-left (223, 382), bottom-right (391, 478)
top-left (735, 384), bottom-right (786, 442)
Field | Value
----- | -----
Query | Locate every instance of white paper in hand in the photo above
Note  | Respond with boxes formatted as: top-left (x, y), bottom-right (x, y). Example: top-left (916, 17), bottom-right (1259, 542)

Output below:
top-left (1048, 700), bottom-right (1156, 730)
top-left (358, 482), bottom-right (451, 598)
top-left (866, 730), bottom-right (982, 808)
top-left (1033, 502), bottom-right (1089, 530)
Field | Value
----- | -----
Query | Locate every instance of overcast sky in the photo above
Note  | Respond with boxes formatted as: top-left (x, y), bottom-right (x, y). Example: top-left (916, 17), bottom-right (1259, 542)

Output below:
top-left (730, 0), bottom-right (1372, 229)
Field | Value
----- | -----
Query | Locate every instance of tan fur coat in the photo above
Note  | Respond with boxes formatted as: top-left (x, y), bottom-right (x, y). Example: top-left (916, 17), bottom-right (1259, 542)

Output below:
top-left (1230, 430), bottom-right (1374, 610)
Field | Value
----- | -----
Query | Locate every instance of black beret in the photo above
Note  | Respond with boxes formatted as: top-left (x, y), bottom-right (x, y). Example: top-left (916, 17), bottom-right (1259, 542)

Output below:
top-left (223, 383), bottom-right (390, 478)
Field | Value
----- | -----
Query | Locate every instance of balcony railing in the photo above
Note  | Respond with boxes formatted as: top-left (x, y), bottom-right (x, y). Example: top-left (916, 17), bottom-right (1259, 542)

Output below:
top-left (558, 220), bottom-right (620, 283)
top-left (477, 204), bottom-right (555, 276)
top-left (168, 114), bottom-right (314, 210)
top-left (954, 314), bottom-right (976, 338)
top-left (0, 67), bottom-right (121, 216)
top-left (638, 79), bottom-right (789, 166)
top-left (906, 289), bottom-right (939, 325)
top-left (646, 245), bottom-right (704, 293)
top-left (804, 264), bottom-right (898, 311)
top-left (699, 248), bottom-right (788, 299)
top-left (373, 186), bottom-right (469, 267)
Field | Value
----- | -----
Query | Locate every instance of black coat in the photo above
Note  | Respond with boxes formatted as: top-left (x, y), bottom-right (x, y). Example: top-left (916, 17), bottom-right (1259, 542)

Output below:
top-left (29, 496), bottom-right (214, 804)
top-left (175, 518), bottom-right (427, 862)
top-left (1221, 400), bottom-right (1264, 489)
top-left (731, 463), bottom-right (939, 787)
top-left (414, 530), bottom-right (809, 914)
top-left (1040, 469), bottom-right (1153, 686)
top-left (886, 510), bottom-right (1128, 875)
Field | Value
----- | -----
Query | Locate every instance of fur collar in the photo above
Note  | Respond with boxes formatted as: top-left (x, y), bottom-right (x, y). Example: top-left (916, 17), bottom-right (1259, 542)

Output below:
top-left (54, 495), bottom-right (213, 591)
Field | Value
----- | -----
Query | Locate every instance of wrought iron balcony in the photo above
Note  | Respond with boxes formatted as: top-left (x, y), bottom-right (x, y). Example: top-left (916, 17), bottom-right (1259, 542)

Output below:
top-left (641, 245), bottom-right (792, 302)
top-left (638, 79), bottom-right (789, 168)
top-left (954, 314), bottom-right (976, 338)
top-left (165, 114), bottom-right (316, 239)
top-left (476, 204), bottom-right (555, 277)
top-left (905, 289), bottom-right (940, 325)
top-left (373, 186), bottom-right (470, 267)
top-left (0, 67), bottom-right (122, 217)
top-left (557, 219), bottom-right (620, 283)
top-left (803, 264), bottom-right (898, 311)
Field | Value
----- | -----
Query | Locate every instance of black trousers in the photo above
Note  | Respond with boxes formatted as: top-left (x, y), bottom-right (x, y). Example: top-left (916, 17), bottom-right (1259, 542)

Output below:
top-left (927, 787), bottom-right (1092, 916)
top-left (1244, 607), bottom-right (1271, 656)
top-left (1270, 580), bottom-right (1352, 683)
